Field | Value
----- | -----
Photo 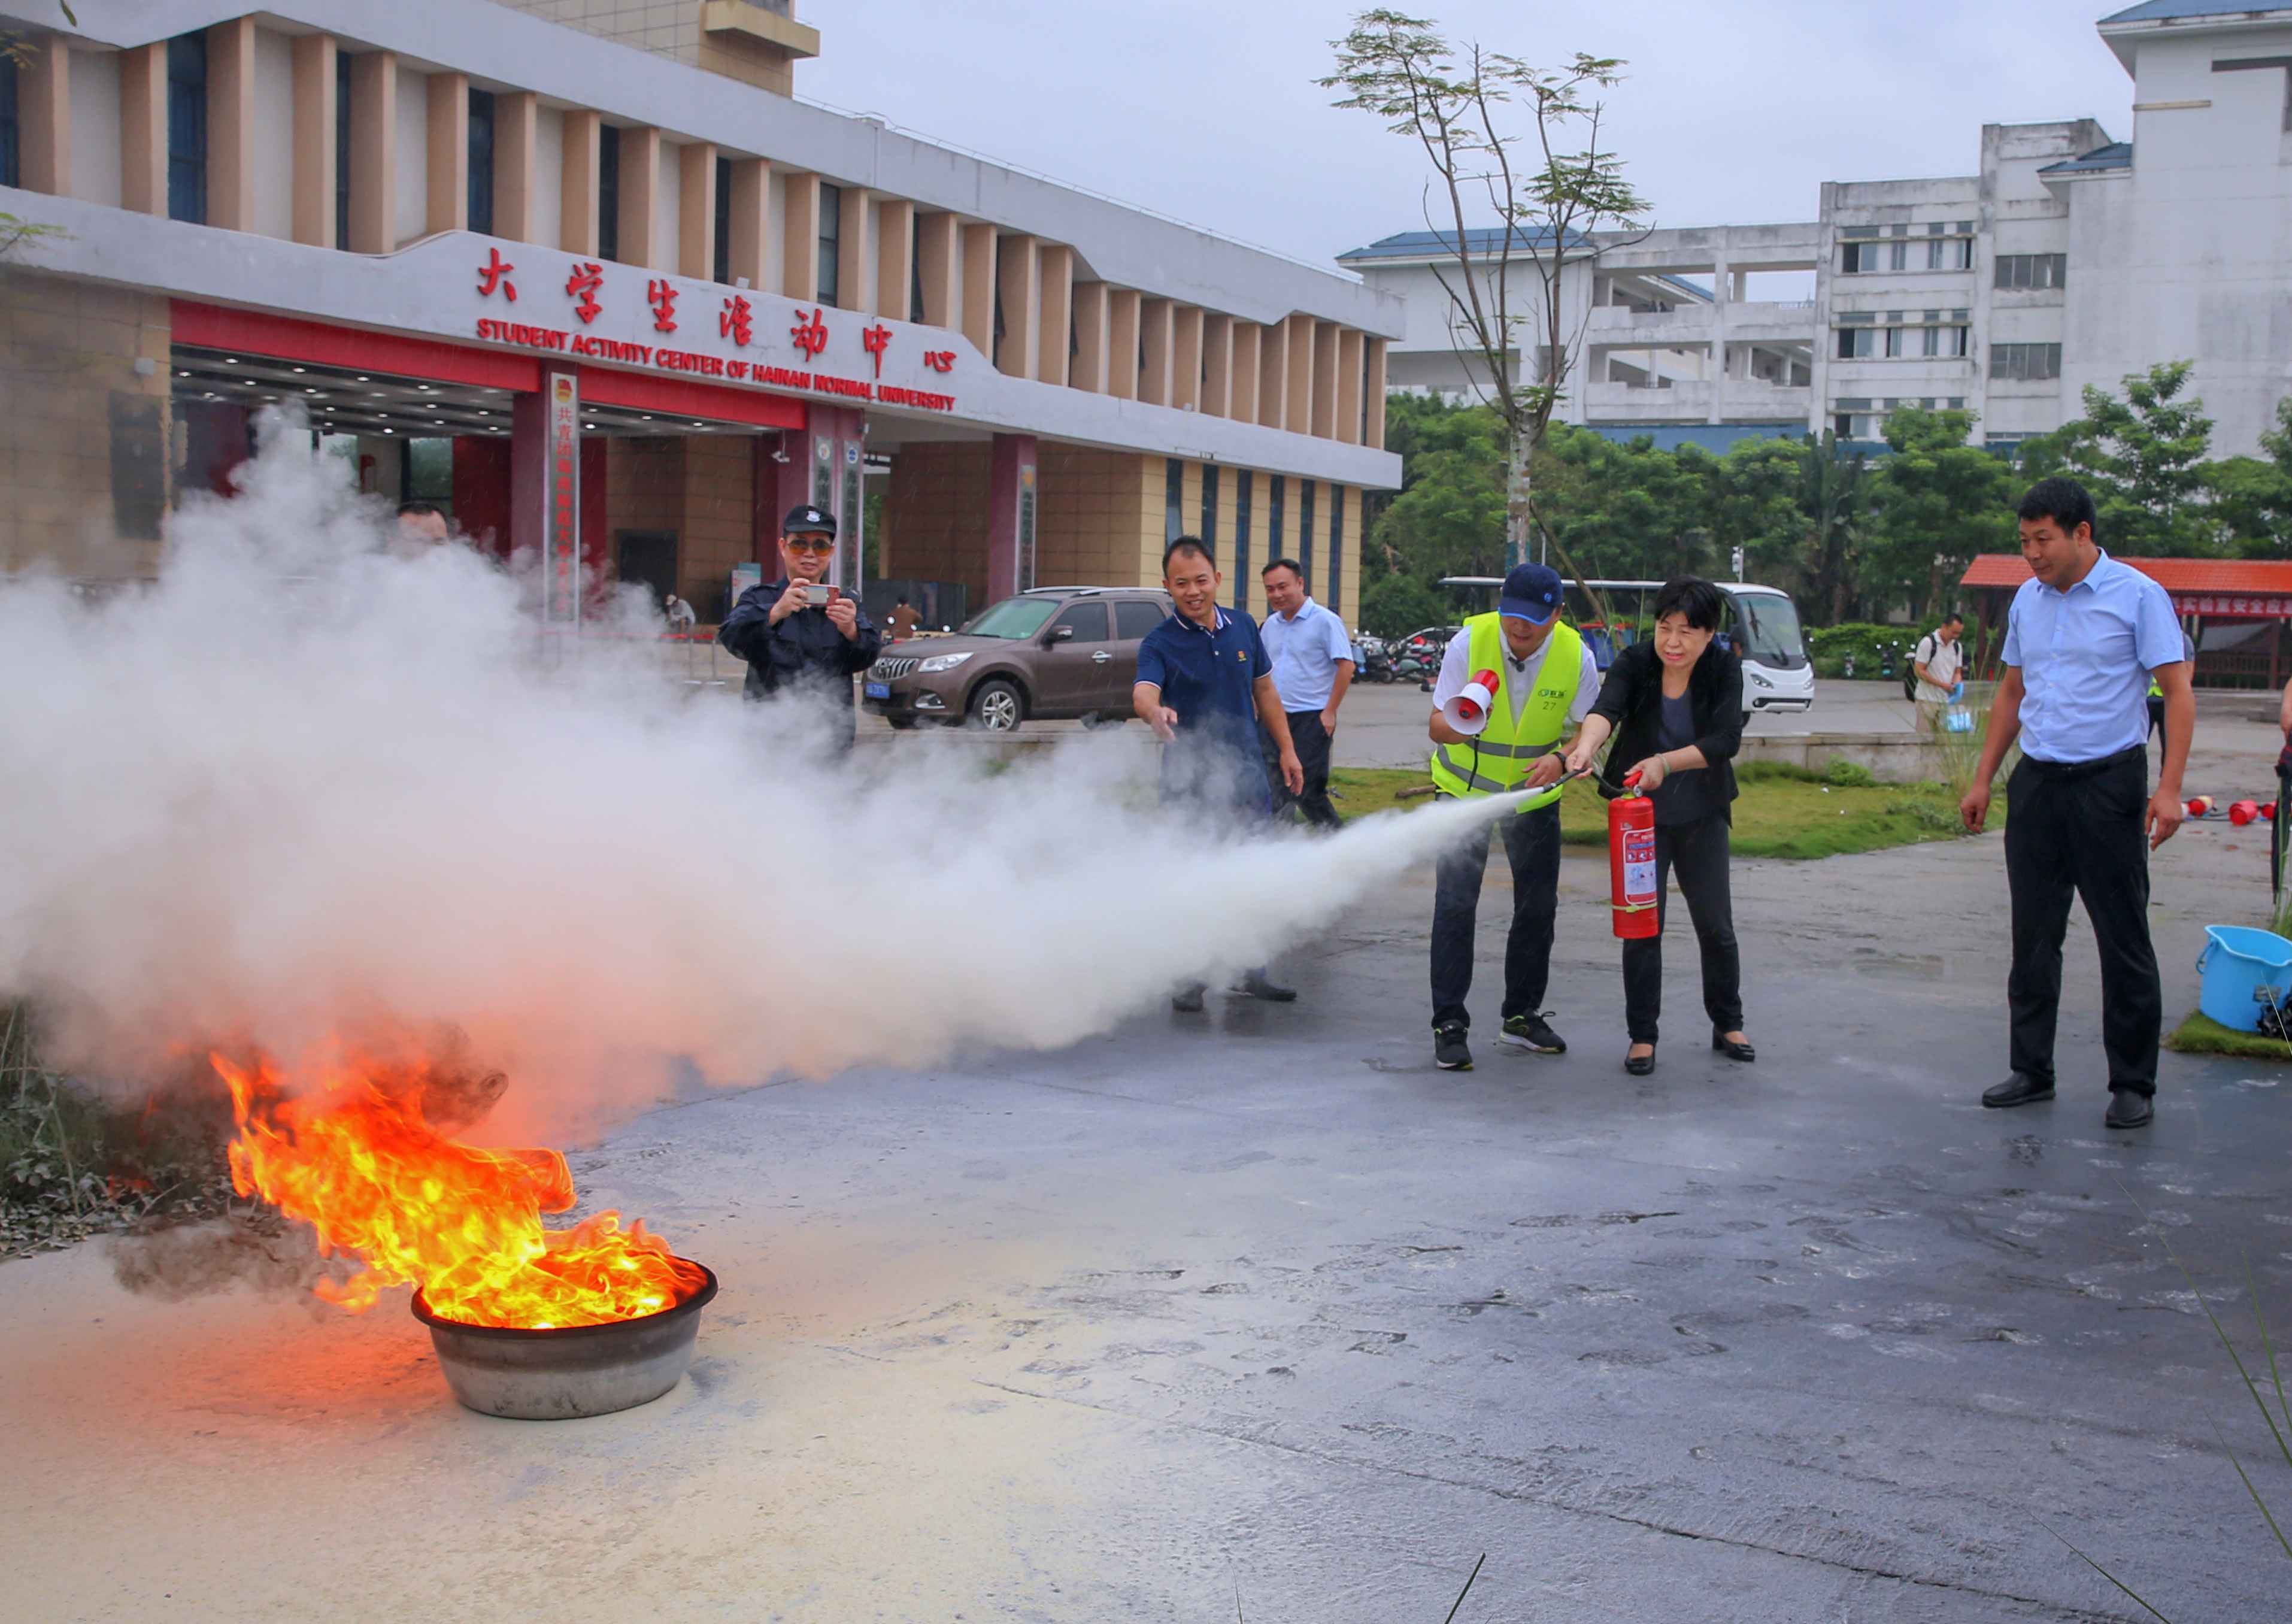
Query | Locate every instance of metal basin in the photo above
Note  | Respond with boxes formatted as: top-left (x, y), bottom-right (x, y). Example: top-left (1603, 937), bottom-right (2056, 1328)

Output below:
top-left (410, 1263), bottom-right (718, 1420)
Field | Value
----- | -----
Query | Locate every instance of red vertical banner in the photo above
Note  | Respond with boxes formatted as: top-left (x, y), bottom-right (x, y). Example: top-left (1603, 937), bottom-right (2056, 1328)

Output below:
top-left (544, 371), bottom-right (582, 625)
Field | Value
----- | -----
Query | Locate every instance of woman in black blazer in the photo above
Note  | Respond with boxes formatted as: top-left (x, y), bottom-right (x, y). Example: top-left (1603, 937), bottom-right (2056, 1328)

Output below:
top-left (1562, 577), bottom-right (1753, 1075)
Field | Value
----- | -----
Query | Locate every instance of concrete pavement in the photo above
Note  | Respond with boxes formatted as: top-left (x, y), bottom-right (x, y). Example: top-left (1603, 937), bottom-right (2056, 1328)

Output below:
top-left (3, 780), bottom-right (2288, 1620)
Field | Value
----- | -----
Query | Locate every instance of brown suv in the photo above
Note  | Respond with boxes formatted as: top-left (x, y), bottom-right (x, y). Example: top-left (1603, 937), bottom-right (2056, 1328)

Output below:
top-left (862, 586), bottom-right (1174, 732)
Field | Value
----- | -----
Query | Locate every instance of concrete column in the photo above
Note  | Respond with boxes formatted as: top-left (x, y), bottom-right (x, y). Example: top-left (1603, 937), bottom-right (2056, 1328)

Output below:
top-left (291, 34), bottom-right (336, 245)
top-left (617, 125), bottom-right (660, 268)
top-left (725, 157), bottom-right (768, 287)
top-left (915, 211), bottom-right (957, 329)
top-left (782, 172), bottom-right (820, 302)
top-left (425, 71), bottom-right (470, 237)
top-left (205, 19), bottom-right (257, 231)
top-left (1036, 244), bottom-right (1073, 387)
top-left (875, 198), bottom-right (915, 319)
top-left (559, 108), bottom-right (600, 256)
top-left (1310, 321), bottom-right (1339, 438)
top-left (986, 433), bottom-right (1039, 601)
top-left (1286, 314), bottom-right (1317, 435)
top-left (1107, 288), bottom-right (1141, 401)
top-left (1365, 337), bottom-right (1388, 449)
top-left (120, 44), bottom-right (166, 216)
top-left (996, 234), bottom-right (1039, 379)
top-left (1139, 297), bottom-right (1173, 405)
top-left (348, 51), bottom-right (398, 253)
top-left (1230, 321), bottom-right (1261, 423)
top-left (1336, 328), bottom-right (1365, 446)
top-left (836, 184), bottom-right (872, 311)
top-left (493, 92), bottom-right (539, 244)
top-left (959, 221), bottom-right (996, 356)
top-left (1172, 305), bottom-right (1203, 411)
top-left (1070, 281), bottom-right (1109, 393)
top-left (679, 140), bottom-right (717, 277)
top-left (20, 35), bottom-right (69, 196)
top-left (1257, 317), bottom-right (1289, 429)
top-left (1201, 314), bottom-right (1233, 418)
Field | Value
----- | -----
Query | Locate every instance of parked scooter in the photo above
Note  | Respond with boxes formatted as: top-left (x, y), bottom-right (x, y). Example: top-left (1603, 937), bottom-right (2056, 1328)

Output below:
top-left (1358, 638), bottom-right (1396, 683)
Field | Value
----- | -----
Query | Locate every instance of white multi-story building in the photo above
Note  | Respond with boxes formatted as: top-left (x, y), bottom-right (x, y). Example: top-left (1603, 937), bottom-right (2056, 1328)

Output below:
top-left (1344, 0), bottom-right (2292, 460)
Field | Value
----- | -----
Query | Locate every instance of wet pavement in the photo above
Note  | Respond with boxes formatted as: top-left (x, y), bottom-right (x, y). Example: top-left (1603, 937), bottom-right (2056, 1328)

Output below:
top-left (4, 817), bottom-right (2290, 1620)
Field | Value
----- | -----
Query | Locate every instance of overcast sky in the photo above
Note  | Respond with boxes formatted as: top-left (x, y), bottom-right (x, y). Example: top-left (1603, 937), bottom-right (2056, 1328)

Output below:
top-left (804, 0), bottom-right (2138, 269)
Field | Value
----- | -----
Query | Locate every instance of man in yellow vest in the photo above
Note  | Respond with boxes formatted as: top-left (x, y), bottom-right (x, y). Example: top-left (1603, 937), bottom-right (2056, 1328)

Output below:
top-left (1426, 563), bottom-right (1600, 1071)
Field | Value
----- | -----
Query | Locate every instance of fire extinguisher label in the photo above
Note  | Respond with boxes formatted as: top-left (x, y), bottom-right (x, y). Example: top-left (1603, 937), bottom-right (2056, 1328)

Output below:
top-left (1623, 826), bottom-right (1657, 905)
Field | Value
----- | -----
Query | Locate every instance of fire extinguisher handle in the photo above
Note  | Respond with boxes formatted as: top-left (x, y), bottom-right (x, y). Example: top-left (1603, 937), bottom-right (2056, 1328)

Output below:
top-left (1622, 768), bottom-right (1644, 790)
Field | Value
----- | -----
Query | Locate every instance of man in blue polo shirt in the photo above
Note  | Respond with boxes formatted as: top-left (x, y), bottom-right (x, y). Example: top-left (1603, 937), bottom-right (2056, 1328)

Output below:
top-left (1960, 477), bottom-right (2194, 1130)
top-left (1135, 534), bottom-right (1306, 1010)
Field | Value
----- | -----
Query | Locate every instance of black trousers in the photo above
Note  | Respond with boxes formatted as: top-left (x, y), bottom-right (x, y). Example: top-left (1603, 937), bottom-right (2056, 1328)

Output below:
top-left (1430, 799), bottom-right (1559, 1030)
top-left (1620, 813), bottom-right (1744, 1044)
top-left (2005, 749), bottom-right (2161, 1093)
top-left (1266, 711), bottom-right (1342, 829)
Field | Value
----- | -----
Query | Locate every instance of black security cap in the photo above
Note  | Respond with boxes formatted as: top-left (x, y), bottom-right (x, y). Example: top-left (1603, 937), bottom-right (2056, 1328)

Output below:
top-left (783, 504), bottom-right (837, 538)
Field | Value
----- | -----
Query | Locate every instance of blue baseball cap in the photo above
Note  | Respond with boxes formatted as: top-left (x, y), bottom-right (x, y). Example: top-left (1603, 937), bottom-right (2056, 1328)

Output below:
top-left (1498, 563), bottom-right (1563, 625)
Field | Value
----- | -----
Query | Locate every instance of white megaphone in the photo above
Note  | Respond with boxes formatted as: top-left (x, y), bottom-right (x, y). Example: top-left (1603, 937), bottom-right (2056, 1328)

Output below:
top-left (1441, 667), bottom-right (1502, 737)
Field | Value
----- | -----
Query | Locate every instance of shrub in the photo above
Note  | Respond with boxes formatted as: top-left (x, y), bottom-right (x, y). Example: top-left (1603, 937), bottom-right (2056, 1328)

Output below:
top-left (1806, 623), bottom-right (1918, 680)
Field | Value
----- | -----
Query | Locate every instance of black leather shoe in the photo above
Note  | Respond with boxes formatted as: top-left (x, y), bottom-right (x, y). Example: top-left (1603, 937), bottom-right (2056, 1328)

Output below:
top-left (1239, 971), bottom-right (1296, 1002)
top-left (1981, 1073), bottom-right (2055, 1108)
top-left (1624, 1046), bottom-right (1656, 1077)
top-left (1712, 1031), bottom-right (1757, 1064)
top-left (2105, 1087), bottom-right (2154, 1130)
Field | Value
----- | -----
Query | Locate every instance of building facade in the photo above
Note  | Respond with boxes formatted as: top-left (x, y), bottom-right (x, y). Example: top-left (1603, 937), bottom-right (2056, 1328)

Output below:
top-left (0, 0), bottom-right (1402, 625)
top-left (1345, 0), bottom-right (2292, 461)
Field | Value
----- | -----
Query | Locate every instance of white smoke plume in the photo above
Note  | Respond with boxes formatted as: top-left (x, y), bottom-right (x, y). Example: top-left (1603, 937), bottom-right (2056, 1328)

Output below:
top-left (1, 412), bottom-right (1512, 1144)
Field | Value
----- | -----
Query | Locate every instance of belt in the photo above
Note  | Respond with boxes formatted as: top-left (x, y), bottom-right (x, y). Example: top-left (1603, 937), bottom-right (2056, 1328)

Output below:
top-left (2018, 744), bottom-right (2145, 781)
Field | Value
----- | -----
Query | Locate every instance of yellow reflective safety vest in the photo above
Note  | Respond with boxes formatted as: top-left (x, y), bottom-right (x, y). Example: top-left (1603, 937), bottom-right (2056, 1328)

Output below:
top-left (1427, 616), bottom-right (1585, 813)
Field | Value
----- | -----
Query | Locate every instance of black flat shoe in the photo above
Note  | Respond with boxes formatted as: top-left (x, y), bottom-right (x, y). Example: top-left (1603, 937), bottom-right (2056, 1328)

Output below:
top-left (2105, 1087), bottom-right (2154, 1130)
top-left (1624, 1046), bottom-right (1656, 1077)
top-left (1981, 1072), bottom-right (2054, 1108)
top-left (1712, 1031), bottom-right (1756, 1064)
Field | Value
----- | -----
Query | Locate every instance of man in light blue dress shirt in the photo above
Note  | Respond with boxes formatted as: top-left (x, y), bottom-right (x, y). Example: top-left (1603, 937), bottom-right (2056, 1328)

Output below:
top-left (1258, 559), bottom-right (1356, 829)
top-left (1960, 478), bottom-right (2194, 1130)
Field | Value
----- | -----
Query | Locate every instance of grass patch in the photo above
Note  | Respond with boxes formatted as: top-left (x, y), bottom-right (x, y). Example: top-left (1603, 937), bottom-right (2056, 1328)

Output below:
top-left (1325, 766), bottom-right (1999, 861)
top-left (2165, 1010), bottom-right (2292, 1061)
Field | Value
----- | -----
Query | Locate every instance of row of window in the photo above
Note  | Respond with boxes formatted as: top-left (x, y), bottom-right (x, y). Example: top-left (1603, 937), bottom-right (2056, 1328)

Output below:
top-left (1162, 459), bottom-right (1346, 616)
top-left (1836, 324), bottom-right (1971, 359)
top-left (1840, 237), bottom-right (1973, 274)
top-left (142, 29), bottom-right (880, 314)
top-left (1833, 398), bottom-right (1967, 438)
top-left (1832, 337), bottom-right (2065, 380)
top-left (1994, 253), bottom-right (2066, 291)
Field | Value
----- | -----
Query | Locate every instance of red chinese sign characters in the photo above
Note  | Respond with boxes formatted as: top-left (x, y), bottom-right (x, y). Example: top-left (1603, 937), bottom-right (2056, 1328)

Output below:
top-left (790, 307), bottom-right (830, 360)
top-left (719, 294), bottom-right (753, 347)
top-left (860, 322), bottom-right (892, 378)
top-left (923, 350), bottom-right (957, 374)
top-left (476, 248), bottom-right (517, 301)
top-left (565, 262), bottom-right (605, 325)
top-left (647, 278), bottom-right (679, 334)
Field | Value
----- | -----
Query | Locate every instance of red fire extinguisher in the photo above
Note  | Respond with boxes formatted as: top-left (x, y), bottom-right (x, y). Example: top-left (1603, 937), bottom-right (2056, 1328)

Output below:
top-left (1609, 770), bottom-right (1659, 939)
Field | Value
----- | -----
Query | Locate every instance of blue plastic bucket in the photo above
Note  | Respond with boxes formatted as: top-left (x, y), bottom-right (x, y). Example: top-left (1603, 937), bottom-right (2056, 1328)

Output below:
top-left (2197, 926), bottom-right (2292, 1032)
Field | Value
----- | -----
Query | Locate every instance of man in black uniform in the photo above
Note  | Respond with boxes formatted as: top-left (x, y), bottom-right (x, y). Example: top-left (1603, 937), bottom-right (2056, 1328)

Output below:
top-left (718, 504), bottom-right (882, 749)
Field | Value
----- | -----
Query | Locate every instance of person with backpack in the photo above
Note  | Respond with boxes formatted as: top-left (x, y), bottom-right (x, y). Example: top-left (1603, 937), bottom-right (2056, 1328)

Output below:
top-left (1908, 612), bottom-right (1965, 731)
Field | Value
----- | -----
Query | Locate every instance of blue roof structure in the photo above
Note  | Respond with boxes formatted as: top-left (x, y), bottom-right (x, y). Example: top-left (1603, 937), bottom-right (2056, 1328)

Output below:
top-left (1337, 226), bottom-right (1591, 262)
top-left (2039, 140), bottom-right (2133, 175)
top-left (1588, 423), bottom-right (1805, 455)
top-left (2102, 1), bottom-right (2292, 21)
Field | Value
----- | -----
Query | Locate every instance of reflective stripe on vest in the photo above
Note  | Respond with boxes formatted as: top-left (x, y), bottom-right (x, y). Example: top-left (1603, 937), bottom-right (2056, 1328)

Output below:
top-left (1427, 615), bottom-right (1585, 811)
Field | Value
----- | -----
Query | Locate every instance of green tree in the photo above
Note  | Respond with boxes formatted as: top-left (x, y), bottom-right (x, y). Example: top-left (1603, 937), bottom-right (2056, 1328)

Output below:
top-left (2203, 396), bottom-right (2292, 556)
top-left (1864, 407), bottom-right (2015, 614)
top-left (1367, 398), bottom-right (1508, 585)
top-left (1322, 10), bottom-right (1645, 617)
top-left (1797, 433), bottom-right (1875, 623)
top-left (1358, 571), bottom-right (1453, 637)
top-left (2050, 360), bottom-right (2216, 553)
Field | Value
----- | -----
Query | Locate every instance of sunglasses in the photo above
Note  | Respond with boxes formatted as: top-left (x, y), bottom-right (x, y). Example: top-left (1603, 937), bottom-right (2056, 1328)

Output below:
top-left (785, 537), bottom-right (835, 553)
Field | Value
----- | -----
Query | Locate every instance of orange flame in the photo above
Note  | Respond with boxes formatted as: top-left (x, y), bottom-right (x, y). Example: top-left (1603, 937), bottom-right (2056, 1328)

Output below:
top-left (215, 1052), bottom-right (705, 1331)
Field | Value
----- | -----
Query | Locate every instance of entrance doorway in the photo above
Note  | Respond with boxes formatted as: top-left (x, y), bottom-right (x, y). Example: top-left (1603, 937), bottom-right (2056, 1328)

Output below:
top-left (616, 529), bottom-right (679, 610)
